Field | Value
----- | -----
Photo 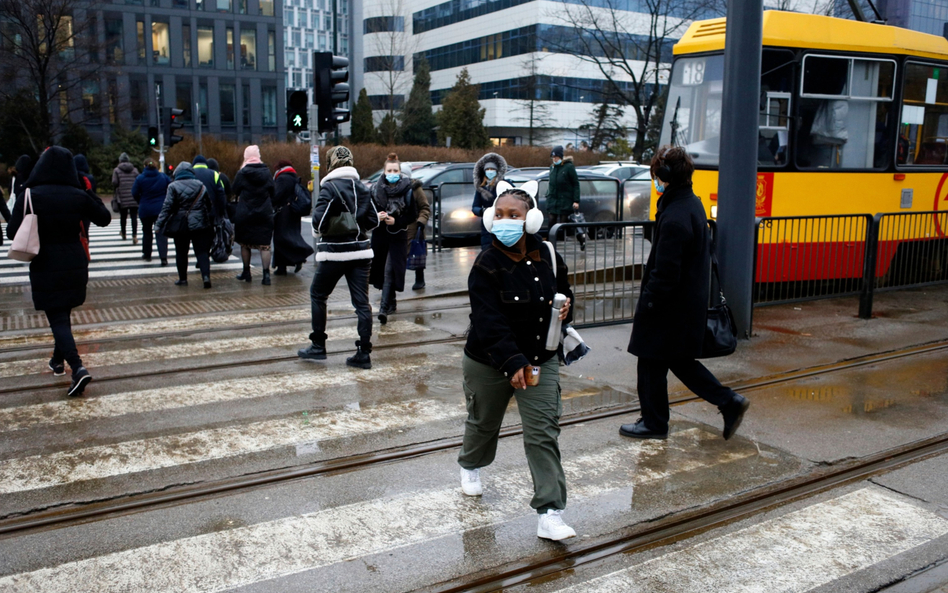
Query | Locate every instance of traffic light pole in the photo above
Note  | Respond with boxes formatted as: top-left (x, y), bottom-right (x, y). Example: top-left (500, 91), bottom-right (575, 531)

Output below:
top-left (156, 84), bottom-right (166, 172)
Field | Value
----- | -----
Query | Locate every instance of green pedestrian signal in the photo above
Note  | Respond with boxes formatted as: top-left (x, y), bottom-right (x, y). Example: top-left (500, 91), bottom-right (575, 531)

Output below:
top-left (293, 114), bottom-right (303, 128)
top-left (287, 90), bottom-right (308, 132)
top-left (148, 126), bottom-right (159, 146)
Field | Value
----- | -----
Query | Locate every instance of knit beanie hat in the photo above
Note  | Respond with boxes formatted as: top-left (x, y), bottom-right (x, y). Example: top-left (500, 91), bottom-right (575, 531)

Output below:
top-left (551, 146), bottom-right (564, 159)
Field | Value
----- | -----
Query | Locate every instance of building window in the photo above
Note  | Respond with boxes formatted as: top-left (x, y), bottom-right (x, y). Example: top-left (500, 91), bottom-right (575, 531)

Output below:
top-left (363, 16), bottom-right (403, 34)
top-left (311, 11), bottom-right (318, 28)
top-left (182, 25), bottom-right (191, 67)
top-left (216, 0), bottom-right (231, 11)
top-left (238, 0), bottom-right (247, 14)
top-left (299, 51), bottom-right (307, 68)
top-left (284, 8), bottom-right (292, 26)
top-left (287, 51), bottom-right (296, 68)
top-left (242, 84), bottom-right (250, 126)
top-left (293, 30), bottom-right (301, 47)
top-left (176, 83), bottom-right (192, 122)
top-left (130, 79), bottom-right (148, 122)
top-left (268, 30), bottom-right (276, 71)
top-left (174, 0), bottom-right (189, 8)
top-left (152, 21), bottom-right (170, 65)
top-left (324, 15), bottom-right (331, 30)
top-left (82, 79), bottom-right (100, 122)
top-left (364, 56), bottom-right (404, 72)
top-left (226, 27), bottom-right (234, 69)
top-left (899, 61), bottom-right (948, 166)
top-left (199, 83), bottom-right (208, 125)
top-left (305, 31), bottom-right (314, 49)
top-left (196, 0), bottom-right (203, 9)
top-left (198, 26), bottom-right (213, 67)
top-left (240, 29), bottom-right (256, 69)
top-left (105, 19), bottom-right (123, 65)
top-left (107, 79), bottom-right (119, 124)
top-left (136, 19), bottom-right (145, 64)
top-left (260, 0), bottom-right (274, 16)
top-left (220, 84), bottom-right (236, 124)
top-left (262, 86), bottom-right (276, 126)
top-left (318, 34), bottom-right (326, 51)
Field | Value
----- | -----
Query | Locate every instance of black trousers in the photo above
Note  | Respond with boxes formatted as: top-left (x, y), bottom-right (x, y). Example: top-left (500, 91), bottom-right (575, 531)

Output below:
top-left (120, 207), bottom-right (139, 237)
top-left (140, 215), bottom-right (168, 260)
top-left (637, 357), bottom-right (738, 433)
top-left (46, 308), bottom-right (82, 371)
top-left (173, 229), bottom-right (212, 281)
top-left (309, 259), bottom-right (372, 347)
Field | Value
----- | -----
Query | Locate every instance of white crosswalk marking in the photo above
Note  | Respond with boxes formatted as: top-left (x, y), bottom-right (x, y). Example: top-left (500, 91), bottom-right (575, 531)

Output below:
top-left (0, 429), bottom-right (754, 592)
top-left (555, 487), bottom-right (948, 593)
top-left (0, 223), bottom-right (242, 285)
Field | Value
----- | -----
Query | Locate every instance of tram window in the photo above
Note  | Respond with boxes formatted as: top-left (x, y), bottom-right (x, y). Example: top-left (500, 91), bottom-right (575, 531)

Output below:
top-left (758, 49), bottom-right (795, 167)
top-left (658, 54), bottom-right (725, 166)
top-left (898, 62), bottom-right (948, 166)
top-left (796, 55), bottom-right (895, 170)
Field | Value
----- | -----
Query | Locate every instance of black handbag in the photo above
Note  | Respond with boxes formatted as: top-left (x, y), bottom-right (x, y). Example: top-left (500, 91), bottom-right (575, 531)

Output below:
top-left (163, 186), bottom-right (205, 239)
top-left (290, 180), bottom-right (312, 216)
top-left (406, 226), bottom-right (427, 271)
top-left (210, 218), bottom-right (235, 263)
top-left (701, 238), bottom-right (738, 358)
top-left (322, 182), bottom-right (359, 237)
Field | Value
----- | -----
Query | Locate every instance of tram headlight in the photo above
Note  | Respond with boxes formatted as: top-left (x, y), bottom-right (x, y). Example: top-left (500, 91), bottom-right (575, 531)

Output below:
top-left (710, 205), bottom-right (718, 219)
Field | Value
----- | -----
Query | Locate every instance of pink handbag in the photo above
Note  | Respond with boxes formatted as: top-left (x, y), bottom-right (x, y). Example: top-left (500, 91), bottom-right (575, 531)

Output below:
top-left (8, 188), bottom-right (39, 262)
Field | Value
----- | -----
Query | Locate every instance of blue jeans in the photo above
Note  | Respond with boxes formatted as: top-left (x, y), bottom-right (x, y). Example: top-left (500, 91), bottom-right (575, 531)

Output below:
top-left (309, 259), bottom-right (372, 348)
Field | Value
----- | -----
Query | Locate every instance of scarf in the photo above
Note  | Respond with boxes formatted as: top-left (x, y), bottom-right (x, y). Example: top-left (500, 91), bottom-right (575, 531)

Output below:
top-left (274, 165), bottom-right (297, 180)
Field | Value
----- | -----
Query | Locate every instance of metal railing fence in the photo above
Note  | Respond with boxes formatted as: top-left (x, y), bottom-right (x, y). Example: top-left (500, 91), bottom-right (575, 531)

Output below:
top-left (549, 221), bottom-right (654, 328)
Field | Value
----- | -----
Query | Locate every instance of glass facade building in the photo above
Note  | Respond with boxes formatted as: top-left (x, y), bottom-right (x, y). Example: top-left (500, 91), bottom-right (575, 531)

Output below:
top-left (283, 0), bottom-right (349, 92)
top-left (876, 0), bottom-right (948, 36)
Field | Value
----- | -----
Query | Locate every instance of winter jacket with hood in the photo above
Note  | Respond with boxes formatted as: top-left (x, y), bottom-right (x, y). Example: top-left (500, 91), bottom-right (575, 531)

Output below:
top-left (192, 155), bottom-right (227, 219)
top-left (112, 161), bottom-right (140, 208)
top-left (312, 165), bottom-right (379, 262)
top-left (232, 162), bottom-right (275, 246)
top-left (155, 162), bottom-right (214, 236)
top-left (132, 167), bottom-right (172, 219)
top-left (545, 156), bottom-right (580, 215)
top-left (471, 152), bottom-right (508, 217)
top-left (74, 154), bottom-right (96, 192)
top-left (12, 155), bottom-right (33, 201)
top-left (6, 147), bottom-right (111, 311)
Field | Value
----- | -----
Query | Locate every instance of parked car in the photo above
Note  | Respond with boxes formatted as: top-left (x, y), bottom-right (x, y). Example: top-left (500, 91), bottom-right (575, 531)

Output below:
top-left (362, 161), bottom-right (438, 190)
top-left (585, 163), bottom-right (649, 183)
top-left (622, 168), bottom-right (653, 221)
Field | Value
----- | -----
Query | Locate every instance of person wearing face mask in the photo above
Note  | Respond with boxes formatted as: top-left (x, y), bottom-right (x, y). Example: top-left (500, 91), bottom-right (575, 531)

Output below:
top-left (544, 145), bottom-right (580, 237)
top-left (471, 153), bottom-right (507, 250)
top-left (370, 152), bottom-right (418, 324)
top-left (459, 186), bottom-right (578, 541)
top-left (620, 145), bottom-right (749, 441)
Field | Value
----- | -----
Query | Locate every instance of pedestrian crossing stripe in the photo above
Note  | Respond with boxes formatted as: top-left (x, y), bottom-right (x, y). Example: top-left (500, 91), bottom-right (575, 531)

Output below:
top-left (0, 430), bottom-right (754, 592)
top-left (552, 487), bottom-right (948, 593)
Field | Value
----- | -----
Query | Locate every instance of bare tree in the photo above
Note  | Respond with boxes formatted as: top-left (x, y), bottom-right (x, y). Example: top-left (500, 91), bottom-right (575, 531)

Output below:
top-left (542, 0), bottom-right (724, 161)
top-left (512, 54), bottom-right (555, 146)
top-left (0, 0), bottom-right (105, 150)
top-left (364, 0), bottom-right (422, 144)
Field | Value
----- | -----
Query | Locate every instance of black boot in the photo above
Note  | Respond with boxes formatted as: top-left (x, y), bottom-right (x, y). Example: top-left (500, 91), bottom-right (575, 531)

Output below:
top-left (412, 269), bottom-right (426, 290)
top-left (262, 270), bottom-right (271, 286)
top-left (346, 341), bottom-right (372, 369)
top-left (298, 342), bottom-right (327, 360)
top-left (236, 269), bottom-right (251, 282)
top-left (203, 275), bottom-right (212, 289)
top-left (294, 262), bottom-right (303, 273)
top-left (273, 266), bottom-right (287, 276)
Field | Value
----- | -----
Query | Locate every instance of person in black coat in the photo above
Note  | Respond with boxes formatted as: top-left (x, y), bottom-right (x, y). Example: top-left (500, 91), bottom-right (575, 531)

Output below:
top-left (73, 154), bottom-right (96, 191)
top-left (133, 160), bottom-right (172, 264)
top-left (232, 145), bottom-right (275, 285)
top-left (272, 160), bottom-right (314, 275)
top-left (207, 158), bottom-right (233, 204)
top-left (155, 162), bottom-right (215, 289)
top-left (620, 146), bottom-right (749, 441)
top-left (370, 152), bottom-right (417, 324)
top-left (6, 146), bottom-right (111, 397)
top-left (472, 153), bottom-right (507, 250)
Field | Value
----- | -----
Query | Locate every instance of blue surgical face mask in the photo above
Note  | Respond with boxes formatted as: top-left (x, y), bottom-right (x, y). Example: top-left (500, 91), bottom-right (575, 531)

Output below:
top-left (485, 169), bottom-right (497, 180)
top-left (552, 158), bottom-right (562, 165)
top-left (653, 178), bottom-right (665, 194)
top-left (491, 219), bottom-right (525, 247)
top-left (385, 173), bottom-right (401, 184)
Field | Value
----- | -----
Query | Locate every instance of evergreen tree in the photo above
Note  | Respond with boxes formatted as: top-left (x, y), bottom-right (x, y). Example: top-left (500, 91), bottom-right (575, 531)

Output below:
top-left (437, 68), bottom-right (489, 150)
top-left (377, 112), bottom-right (398, 146)
top-left (399, 57), bottom-right (437, 146)
top-left (350, 89), bottom-right (376, 144)
top-left (579, 102), bottom-right (628, 153)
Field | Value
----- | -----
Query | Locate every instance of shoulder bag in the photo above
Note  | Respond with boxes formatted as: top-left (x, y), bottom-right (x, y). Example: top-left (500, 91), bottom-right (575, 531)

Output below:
top-left (290, 179), bottom-right (313, 216)
top-left (321, 181), bottom-right (359, 237)
top-left (544, 241), bottom-right (590, 365)
top-left (8, 189), bottom-right (40, 262)
top-left (701, 233), bottom-right (738, 358)
top-left (407, 225), bottom-right (427, 271)
top-left (163, 185), bottom-right (206, 239)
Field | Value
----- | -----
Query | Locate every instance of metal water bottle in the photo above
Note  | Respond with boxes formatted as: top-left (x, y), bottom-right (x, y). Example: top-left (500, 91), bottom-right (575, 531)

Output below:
top-left (545, 293), bottom-right (568, 351)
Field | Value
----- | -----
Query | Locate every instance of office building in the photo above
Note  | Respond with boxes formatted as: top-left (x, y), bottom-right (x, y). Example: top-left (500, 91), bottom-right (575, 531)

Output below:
top-left (283, 0), bottom-right (350, 92)
top-left (876, 0), bottom-right (948, 35)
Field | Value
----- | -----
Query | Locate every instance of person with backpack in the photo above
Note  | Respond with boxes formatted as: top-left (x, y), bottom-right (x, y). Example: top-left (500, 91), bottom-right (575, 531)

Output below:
top-left (133, 159), bottom-right (172, 265)
top-left (272, 160), bottom-right (314, 275)
top-left (6, 147), bottom-right (112, 397)
top-left (155, 162), bottom-right (215, 289)
top-left (111, 153), bottom-right (140, 243)
top-left (298, 146), bottom-right (379, 369)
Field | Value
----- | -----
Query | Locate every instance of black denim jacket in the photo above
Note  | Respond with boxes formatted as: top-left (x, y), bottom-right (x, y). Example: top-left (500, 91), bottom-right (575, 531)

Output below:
top-left (464, 233), bottom-right (574, 377)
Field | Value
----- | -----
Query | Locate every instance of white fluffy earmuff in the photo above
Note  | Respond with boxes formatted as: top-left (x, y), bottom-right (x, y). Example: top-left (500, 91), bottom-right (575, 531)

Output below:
top-left (483, 180), bottom-right (543, 235)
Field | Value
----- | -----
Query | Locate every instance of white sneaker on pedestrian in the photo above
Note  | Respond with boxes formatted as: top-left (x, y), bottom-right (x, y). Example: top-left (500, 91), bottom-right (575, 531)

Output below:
top-left (537, 509), bottom-right (576, 541)
top-left (460, 467), bottom-right (482, 496)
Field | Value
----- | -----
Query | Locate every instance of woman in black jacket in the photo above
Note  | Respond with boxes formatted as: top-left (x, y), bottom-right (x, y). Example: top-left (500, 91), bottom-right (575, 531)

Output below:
top-left (370, 152), bottom-right (417, 324)
top-left (458, 186), bottom-right (577, 541)
top-left (272, 160), bottom-right (314, 275)
top-left (6, 146), bottom-right (111, 397)
top-left (155, 162), bottom-right (215, 289)
top-left (471, 152), bottom-right (507, 250)
top-left (621, 146), bottom-right (749, 441)
top-left (232, 145), bottom-right (275, 285)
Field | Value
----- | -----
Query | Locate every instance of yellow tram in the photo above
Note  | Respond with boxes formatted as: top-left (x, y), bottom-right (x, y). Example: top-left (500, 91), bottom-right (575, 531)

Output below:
top-left (658, 11), bottom-right (948, 282)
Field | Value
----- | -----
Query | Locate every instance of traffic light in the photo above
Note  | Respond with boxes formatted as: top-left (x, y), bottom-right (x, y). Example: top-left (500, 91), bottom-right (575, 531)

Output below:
top-left (162, 107), bottom-right (184, 147)
top-left (287, 90), bottom-right (308, 133)
top-left (314, 52), bottom-right (349, 133)
top-left (147, 126), bottom-right (159, 147)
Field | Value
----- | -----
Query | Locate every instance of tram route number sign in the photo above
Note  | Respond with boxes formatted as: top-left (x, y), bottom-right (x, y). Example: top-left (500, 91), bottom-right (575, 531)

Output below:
top-left (681, 59), bottom-right (706, 86)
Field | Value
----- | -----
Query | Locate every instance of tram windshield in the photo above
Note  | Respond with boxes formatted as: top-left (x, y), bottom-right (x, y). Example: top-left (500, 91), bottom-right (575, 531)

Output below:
top-left (659, 55), bottom-right (724, 166)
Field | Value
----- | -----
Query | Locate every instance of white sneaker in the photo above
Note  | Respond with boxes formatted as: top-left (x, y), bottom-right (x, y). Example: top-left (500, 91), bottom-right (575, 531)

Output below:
top-left (537, 509), bottom-right (576, 541)
top-left (460, 467), bottom-right (482, 496)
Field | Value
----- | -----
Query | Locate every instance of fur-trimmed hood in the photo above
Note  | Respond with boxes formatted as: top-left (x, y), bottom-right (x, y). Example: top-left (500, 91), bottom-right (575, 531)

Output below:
top-left (474, 152), bottom-right (508, 187)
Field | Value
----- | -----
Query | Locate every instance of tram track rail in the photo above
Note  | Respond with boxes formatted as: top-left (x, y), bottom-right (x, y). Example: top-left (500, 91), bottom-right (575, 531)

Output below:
top-left (1, 338), bottom-right (945, 538)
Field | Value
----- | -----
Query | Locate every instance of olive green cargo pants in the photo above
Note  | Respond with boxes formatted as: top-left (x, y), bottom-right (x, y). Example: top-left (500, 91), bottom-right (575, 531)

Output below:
top-left (458, 355), bottom-right (566, 513)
